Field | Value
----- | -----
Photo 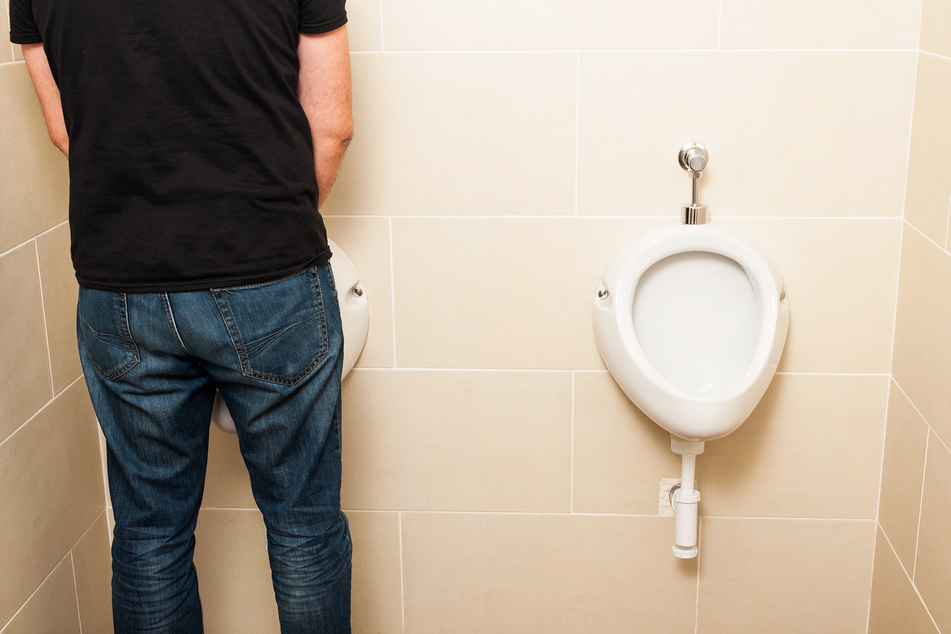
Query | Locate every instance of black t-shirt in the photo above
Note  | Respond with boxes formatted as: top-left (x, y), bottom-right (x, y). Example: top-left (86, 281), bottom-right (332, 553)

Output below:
top-left (9, 0), bottom-right (347, 292)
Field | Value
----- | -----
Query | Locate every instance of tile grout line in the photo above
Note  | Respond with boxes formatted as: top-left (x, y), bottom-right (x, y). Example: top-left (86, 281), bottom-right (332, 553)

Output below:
top-left (911, 429), bottom-right (929, 582)
top-left (388, 217), bottom-right (399, 368)
top-left (32, 241), bottom-right (56, 400)
top-left (0, 374), bottom-right (86, 451)
top-left (0, 552), bottom-right (73, 632)
top-left (348, 48), bottom-right (920, 55)
top-left (573, 52), bottom-right (580, 217)
top-left (398, 511), bottom-right (406, 633)
top-left (944, 190), bottom-right (950, 252)
top-left (877, 524), bottom-right (942, 632)
top-left (569, 372), bottom-right (575, 513)
top-left (69, 552), bottom-right (84, 634)
top-left (0, 219), bottom-right (70, 259)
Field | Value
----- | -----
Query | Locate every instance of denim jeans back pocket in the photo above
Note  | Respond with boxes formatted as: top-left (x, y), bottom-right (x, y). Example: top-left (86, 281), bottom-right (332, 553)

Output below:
top-left (212, 267), bottom-right (329, 386)
top-left (77, 289), bottom-right (140, 381)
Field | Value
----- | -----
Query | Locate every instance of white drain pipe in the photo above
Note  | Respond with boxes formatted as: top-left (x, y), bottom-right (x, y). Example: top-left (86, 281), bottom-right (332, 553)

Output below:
top-left (670, 438), bottom-right (705, 559)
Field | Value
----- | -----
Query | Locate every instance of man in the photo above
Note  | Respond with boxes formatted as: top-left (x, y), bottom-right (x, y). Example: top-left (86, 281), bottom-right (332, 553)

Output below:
top-left (10, 0), bottom-right (354, 631)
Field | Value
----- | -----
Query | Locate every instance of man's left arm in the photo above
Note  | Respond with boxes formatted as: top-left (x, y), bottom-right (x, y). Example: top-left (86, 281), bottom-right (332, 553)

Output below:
top-left (21, 43), bottom-right (69, 158)
top-left (298, 25), bottom-right (353, 211)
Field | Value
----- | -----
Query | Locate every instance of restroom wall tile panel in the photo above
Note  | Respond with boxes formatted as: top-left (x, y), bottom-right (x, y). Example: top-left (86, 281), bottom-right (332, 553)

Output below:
top-left (0, 556), bottom-right (81, 634)
top-left (729, 217), bottom-right (900, 374)
top-left (323, 216), bottom-right (395, 368)
top-left (345, 0), bottom-right (382, 51)
top-left (401, 512), bottom-right (697, 633)
top-left (914, 435), bottom-right (951, 633)
top-left (71, 513), bottom-right (114, 634)
top-left (1, 1), bottom-right (14, 64)
top-left (904, 54), bottom-right (951, 246)
top-left (381, 0), bottom-right (719, 51)
top-left (699, 374), bottom-right (887, 519)
top-left (202, 424), bottom-right (257, 510)
top-left (572, 372), bottom-right (683, 514)
top-left (0, 382), bottom-right (104, 625)
top-left (340, 369), bottom-right (572, 512)
top-left (920, 0), bottom-right (951, 57)
top-left (578, 52), bottom-right (915, 218)
top-left (0, 63), bottom-right (69, 252)
top-left (697, 518), bottom-right (874, 633)
top-left (324, 53), bottom-right (576, 217)
top-left (36, 223), bottom-right (83, 394)
top-left (193, 509), bottom-right (403, 633)
top-left (0, 241), bottom-right (52, 441)
top-left (391, 217), bottom-right (664, 370)
top-left (719, 0), bottom-right (921, 50)
top-left (878, 381), bottom-right (929, 572)
top-left (892, 227), bottom-right (951, 445)
top-left (868, 528), bottom-right (940, 634)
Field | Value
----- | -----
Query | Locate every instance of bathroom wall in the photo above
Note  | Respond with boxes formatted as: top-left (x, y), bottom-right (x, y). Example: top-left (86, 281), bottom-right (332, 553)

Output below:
top-left (0, 21), bottom-right (113, 634)
top-left (868, 0), bottom-right (951, 632)
top-left (194, 1), bottom-right (923, 632)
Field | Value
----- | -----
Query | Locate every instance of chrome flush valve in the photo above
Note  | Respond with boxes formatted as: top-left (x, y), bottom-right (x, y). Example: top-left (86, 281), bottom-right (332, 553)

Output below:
top-left (679, 142), bottom-right (709, 224)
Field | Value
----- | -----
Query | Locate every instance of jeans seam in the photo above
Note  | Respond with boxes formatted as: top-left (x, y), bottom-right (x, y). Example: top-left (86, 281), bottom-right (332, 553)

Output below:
top-left (161, 293), bottom-right (192, 356)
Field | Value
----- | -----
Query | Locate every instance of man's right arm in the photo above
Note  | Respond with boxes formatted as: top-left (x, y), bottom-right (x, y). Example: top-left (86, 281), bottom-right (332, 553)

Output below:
top-left (21, 43), bottom-right (69, 158)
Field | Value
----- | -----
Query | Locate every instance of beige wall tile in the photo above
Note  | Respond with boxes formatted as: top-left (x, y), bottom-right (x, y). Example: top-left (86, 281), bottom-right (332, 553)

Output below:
top-left (719, 0), bottom-right (921, 49)
top-left (402, 512), bottom-right (697, 633)
top-left (893, 226), bottom-right (951, 445)
top-left (0, 381), bottom-right (104, 625)
top-left (325, 53), bottom-right (576, 217)
top-left (728, 218), bottom-right (901, 374)
top-left (572, 372), bottom-right (683, 514)
top-left (0, 241), bottom-right (52, 440)
top-left (1, 556), bottom-right (81, 634)
top-left (345, 0), bottom-right (382, 52)
top-left (920, 0), bottom-right (951, 57)
top-left (35, 223), bottom-right (82, 394)
top-left (879, 381), bottom-right (929, 571)
top-left (193, 509), bottom-right (401, 633)
top-left (382, 0), bottom-right (718, 51)
top-left (202, 424), bottom-right (257, 510)
top-left (578, 52), bottom-right (915, 218)
top-left (700, 374), bottom-right (887, 519)
top-left (905, 54), bottom-right (951, 245)
top-left (193, 510), bottom-right (279, 634)
top-left (698, 518), bottom-right (874, 633)
top-left (323, 216), bottom-right (394, 368)
top-left (391, 217), bottom-right (663, 369)
top-left (0, 63), bottom-right (68, 252)
top-left (71, 512), bottom-right (114, 634)
top-left (914, 435), bottom-right (951, 633)
top-left (1, 0), bottom-right (14, 64)
top-left (869, 528), bottom-right (939, 634)
top-left (341, 369), bottom-right (572, 512)
top-left (349, 512), bottom-right (403, 633)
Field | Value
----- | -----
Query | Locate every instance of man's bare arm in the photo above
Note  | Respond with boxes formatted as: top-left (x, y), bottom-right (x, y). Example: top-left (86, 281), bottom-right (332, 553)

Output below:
top-left (21, 43), bottom-right (69, 158)
top-left (298, 25), bottom-right (353, 211)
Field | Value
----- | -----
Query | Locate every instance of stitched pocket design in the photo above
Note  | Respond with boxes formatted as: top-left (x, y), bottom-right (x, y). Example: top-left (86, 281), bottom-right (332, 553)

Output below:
top-left (77, 290), bottom-right (140, 381)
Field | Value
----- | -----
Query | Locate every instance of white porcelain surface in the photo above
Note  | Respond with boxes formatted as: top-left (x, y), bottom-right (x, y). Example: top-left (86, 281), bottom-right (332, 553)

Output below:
top-left (593, 221), bottom-right (789, 441)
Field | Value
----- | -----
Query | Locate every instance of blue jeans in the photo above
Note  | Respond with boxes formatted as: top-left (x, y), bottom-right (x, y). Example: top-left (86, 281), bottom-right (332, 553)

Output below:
top-left (78, 263), bottom-right (351, 633)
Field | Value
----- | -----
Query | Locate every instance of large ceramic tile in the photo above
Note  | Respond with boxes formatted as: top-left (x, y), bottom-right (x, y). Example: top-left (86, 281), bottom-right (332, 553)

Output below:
top-left (402, 512), bottom-right (697, 633)
top-left (572, 372), bottom-right (683, 514)
top-left (0, 381), bottom-right (105, 625)
top-left (1, 556), bottom-right (81, 634)
top-left (202, 424), bottom-right (257, 510)
top-left (341, 369), bottom-right (572, 512)
top-left (914, 435), bottom-right (951, 633)
top-left (325, 53), bottom-right (576, 216)
top-left (71, 512), bottom-right (113, 634)
top-left (920, 0), bottom-right (951, 58)
top-left (878, 381), bottom-right (929, 571)
top-left (578, 52), bottom-right (915, 218)
top-left (0, 241), bottom-right (52, 440)
top-left (345, 0), bottom-right (382, 52)
top-left (193, 509), bottom-right (401, 633)
top-left (193, 510), bottom-right (279, 634)
top-left (348, 511), bottom-right (403, 633)
top-left (382, 0), bottom-right (718, 51)
top-left (697, 518), bottom-right (875, 633)
top-left (391, 217), bottom-right (663, 369)
top-left (323, 216), bottom-right (395, 368)
top-left (719, 0), bottom-right (921, 49)
top-left (0, 63), bottom-right (69, 252)
top-left (699, 374), bottom-right (887, 519)
top-left (893, 226), bottom-right (951, 445)
top-left (868, 528), bottom-right (940, 634)
top-left (36, 223), bottom-right (82, 394)
top-left (906, 54), bottom-right (951, 247)
top-left (729, 218), bottom-right (901, 374)
top-left (1, 0), bottom-right (14, 64)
